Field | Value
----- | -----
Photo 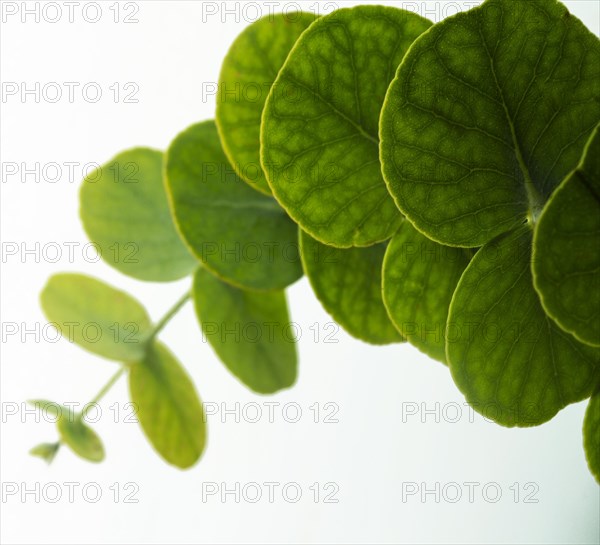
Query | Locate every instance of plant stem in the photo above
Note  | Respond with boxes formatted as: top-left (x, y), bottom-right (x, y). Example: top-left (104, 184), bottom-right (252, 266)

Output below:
top-left (88, 367), bottom-right (127, 406)
top-left (146, 289), bottom-right (191, 342)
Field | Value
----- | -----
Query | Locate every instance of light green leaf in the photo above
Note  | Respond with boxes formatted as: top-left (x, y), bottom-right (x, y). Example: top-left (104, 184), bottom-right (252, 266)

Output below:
top-left (447, 226), bottom-right (600, 427)
top-left (80, 148), bottom-right (197, 282)
top-left (381, 0), bottom-right (600, 248)
top-left (29, 442), bottom-right (60, 464)
top-left (40, 273), bottom-right (152, 363)
top-left (383, 221), bottom-right (472, 363)
top-left (129, 342), bottom-right (206, 469)
top-left (261, 6), bottom-right (432, 247)
top-left (165, 120), bottom-right (302, 290)
top-left (57, 414), bottom-right (105, 463)
top-left (216, 11), bottom-right (317, 195)
top-left (533, 126), bottom-right (600, 346)
top-left (28, 399), bottom-right (64, 418)
top-left (583, 390), bottom-right (600, 484)
top-left (300, 230), bottom-right (403, 345)
top-left (193, 267), bottom-right (297, 394)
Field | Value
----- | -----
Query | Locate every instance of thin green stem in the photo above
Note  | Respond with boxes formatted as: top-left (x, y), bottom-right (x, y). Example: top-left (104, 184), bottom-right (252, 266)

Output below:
top-left (146, 290), bottom-right (191, 342)
top-left (88, 367), bottom-right (127, 406)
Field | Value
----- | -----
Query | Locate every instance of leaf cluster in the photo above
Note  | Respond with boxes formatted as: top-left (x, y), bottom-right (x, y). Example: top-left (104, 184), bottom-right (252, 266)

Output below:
top-left (31, 1), bottom-right (600, 481)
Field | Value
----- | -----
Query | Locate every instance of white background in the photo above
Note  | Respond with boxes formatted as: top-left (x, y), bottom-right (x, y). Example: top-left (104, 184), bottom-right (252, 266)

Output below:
top-left (1, 1), bottom-right (599, 544)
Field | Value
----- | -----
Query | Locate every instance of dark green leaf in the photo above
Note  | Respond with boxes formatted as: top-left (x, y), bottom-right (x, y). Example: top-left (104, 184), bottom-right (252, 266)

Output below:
top-left (533, 125), bottom-right (600, 346)
top-left (80, 148), bottom-right (197, 282)
top-left (216, 11), bottom-right (317, 195)
top-left (40, 274), bottom-right (152, 363)
top-left (383, 221), bottom-right (472, 362)
top-left (300, 230), bottom-right (403, 345)
top-left (165, 120), bottom-right (302, 290)
top-left (583, 390), bottom-right (600, 484)
top-left (381, 0), bottom-right (600, 247)
top-left (262, 6), bottom-right (432, 247)
top-left (447, 226), bottom-right (600, 426)
top-left (129, 342), bottom-right (206, 469)
top-left (193, 267), bottom-right (297, 394)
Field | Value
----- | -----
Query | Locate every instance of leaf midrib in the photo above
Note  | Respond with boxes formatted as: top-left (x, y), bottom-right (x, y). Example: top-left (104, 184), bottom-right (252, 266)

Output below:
top-left (478, 24), bottom-right (544, 221)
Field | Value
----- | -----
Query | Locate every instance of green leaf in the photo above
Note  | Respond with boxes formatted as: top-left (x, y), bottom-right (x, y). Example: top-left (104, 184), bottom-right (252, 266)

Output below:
top-left (300, 230), bottom-right (402, 345)
top-left (583, 390), bottom-right (600, 484)
top-left (193, 267), bottom-right (297, 394)
top-left (57, 413), bottom-right (105, 463)
top-left (216, 11), bottom-right (317, 195)
top-left (533, 125), bottom-right (600, 347)
top-left (80, 148), bottom-right (197, 282)
top-left (40, 273), bottom-right (152, 363)
top-left (381, 0), bottom-right (600, 248)
top-left (447, 226), bottom-right (600, 427)
top-left (261, 6), bottom-right (432, 247)
top-left (165, 120), bottom-right (302, 290)
top-left (129, 342), bottom-right (206, 469)
top-left (382, 221), bottom-right (472, 363)
top-left (28, 399), bottom-right (64, 418)
top-left (29, 442), bottom-right (60, 464)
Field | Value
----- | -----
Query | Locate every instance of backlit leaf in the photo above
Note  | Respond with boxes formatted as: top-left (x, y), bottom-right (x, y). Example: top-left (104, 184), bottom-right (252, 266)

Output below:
top-left (262, 6), bottom-right (432, 247)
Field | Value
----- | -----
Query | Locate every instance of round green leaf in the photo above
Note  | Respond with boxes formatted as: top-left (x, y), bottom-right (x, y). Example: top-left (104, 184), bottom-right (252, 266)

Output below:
top-left (583, 390), bottom-right (600, 484)
top-left (40, 274), bottom-right (152, 363)
top-left (381, 0), bottom-right (600, 247)
top-left (216, 11), bottom-right (317, 195)
top-left (80, 148), bottom-right (197, 282)
top-left (383, 221), bottom-right (472, 363)
top-left (193, 267), bottom-right (297, 394)
top-left (533, 126), bottom-right (600, 347)
top-left (261, 6), bottom-right (432, 247)
top-left (447, 226), bottom-right (600, 427)
top-left (57, 414), bottom-right (105, 463)
top-left (300, 230), bottom-right (403, 345)
top-left (165, 120), bottom-right (302, 290)
top-left (129, 342), bottom-right (206, 469)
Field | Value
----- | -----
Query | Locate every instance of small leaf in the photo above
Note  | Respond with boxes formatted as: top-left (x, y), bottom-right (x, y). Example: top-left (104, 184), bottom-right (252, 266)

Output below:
top-left (29, 442), bottom-right (60, 464)
top-left (40, 274), bottom-right (152, 363)
top-left (447, 226), bottom-right (600, 426)
top-left (28, 399), bottom-right (64, 418)
top-left (381, 0), bottom-right (600, 247)
top-left (129, 342), bottom-right (206, 469)
top-left (300, 230), bottom-right (403, 345)
top-left (57, 414), bottom-right (105, 463)
top-left (583, 390), bottom-right (600, 484)
top-left (382, 221), bottom-right (472, 363)
top-left (216, 11), bottom-right (317, 195)
top-left (193, 267), bottom-right (297, 394)
top-left (261, 6), bottom-right (432, 247)
top-left (165, 120), bottom-right (302, 290)
top-left (80, 148), bottom-right (197, 282)
top-left (533, 125), bottom-right (600, 346)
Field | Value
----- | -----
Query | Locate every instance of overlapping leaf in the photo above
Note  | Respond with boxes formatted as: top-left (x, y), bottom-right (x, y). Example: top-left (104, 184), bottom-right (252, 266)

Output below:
top-left (300, 230), bottom-right (402, 344)
top-left (166, 120), bottom-right (302, 290)
top-left (262, 6), bottom-right (432, 247)
top-left (216, 11), bottom-right (317, 195)
top-left (533, 126), bottom-right (600, 347)
top-left (447, 226), bottom-right (600, 426)
top-left (193, 267), bottom-right (297, 393)
top-left (80, 148), bottom-right (197, 282)
top-left (383, 221), bottom-right (472, 362)
top-left (381, 0), bottom-right (600, 247)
